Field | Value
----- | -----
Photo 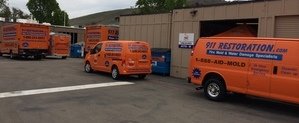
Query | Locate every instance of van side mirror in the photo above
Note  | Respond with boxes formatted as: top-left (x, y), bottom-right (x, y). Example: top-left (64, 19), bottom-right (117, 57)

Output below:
top-left (90, 49), bottom-right (95, 54)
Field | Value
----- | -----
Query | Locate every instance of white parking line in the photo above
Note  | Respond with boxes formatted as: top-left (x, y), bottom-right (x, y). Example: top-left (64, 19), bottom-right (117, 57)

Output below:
top-left (0, 82), bottom-right (134, 99)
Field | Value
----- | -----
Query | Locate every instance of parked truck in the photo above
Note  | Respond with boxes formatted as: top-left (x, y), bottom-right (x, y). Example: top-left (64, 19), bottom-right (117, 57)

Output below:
top-left (48, 33), bottom-right (71, 59)
top-left (84, 25), bottom-right (119, 56)
top-left (0, 23), bottom-right (50, 59)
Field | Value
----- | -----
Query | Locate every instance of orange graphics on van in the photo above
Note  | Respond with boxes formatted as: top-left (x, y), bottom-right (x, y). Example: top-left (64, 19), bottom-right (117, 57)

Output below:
top-left (84, 25), bottom-right (119, 55)
top-left (0, 23), bottom-right (50, 59)
top-left (84, 41), bottom-right (152, 80)
top-left (48, 33), bottom-right (71, 59)
top-left (188, 37), bottom-right (299, 105)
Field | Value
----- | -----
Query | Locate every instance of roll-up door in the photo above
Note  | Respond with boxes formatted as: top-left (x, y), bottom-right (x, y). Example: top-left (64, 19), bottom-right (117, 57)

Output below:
top-left (275, 16), bottom-right (299, 38)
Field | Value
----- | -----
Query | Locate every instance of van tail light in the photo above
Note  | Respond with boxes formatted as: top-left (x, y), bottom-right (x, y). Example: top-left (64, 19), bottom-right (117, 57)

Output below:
top-left (191, 49), bottom-right (194, 56)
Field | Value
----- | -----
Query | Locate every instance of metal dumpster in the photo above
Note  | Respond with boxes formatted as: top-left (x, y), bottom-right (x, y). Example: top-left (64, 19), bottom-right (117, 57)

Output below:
top-left (151, 48), bottom-right (171, 76)
top-left (70, 44), bottom-right (83, 58)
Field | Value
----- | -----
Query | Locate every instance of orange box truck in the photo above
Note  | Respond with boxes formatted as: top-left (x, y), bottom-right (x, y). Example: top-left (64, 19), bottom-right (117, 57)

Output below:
top-left (188, 37), bottom-right (299, 105)
top-left (0, 23), bottom-right (50, 59)
top-left (84, 25), bottom-right (119, 55)
top-left (48, 33), bottom-right (71, 59)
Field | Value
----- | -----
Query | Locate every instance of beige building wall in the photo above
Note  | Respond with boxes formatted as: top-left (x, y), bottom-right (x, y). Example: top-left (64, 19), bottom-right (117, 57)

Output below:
top-left (120, 0), bottom-right (299, 79)
top-left (120, 13), bottom-right (172, 48)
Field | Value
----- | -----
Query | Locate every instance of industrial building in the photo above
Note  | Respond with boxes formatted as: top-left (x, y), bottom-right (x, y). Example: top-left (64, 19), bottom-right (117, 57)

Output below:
top-left (119, 0), bottom-right (299, 78)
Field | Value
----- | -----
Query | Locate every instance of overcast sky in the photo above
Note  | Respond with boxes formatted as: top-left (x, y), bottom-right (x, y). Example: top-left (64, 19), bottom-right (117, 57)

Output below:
top-left (7, 0), bottom-right (138, 19)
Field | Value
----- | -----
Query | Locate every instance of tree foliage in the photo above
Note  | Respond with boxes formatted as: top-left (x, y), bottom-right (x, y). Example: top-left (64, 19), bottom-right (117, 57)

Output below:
top-left (0, 0), bottom-right (7, 9)
top-left (11, 7), bottom-right (30, 21)
top-left (0, 0), bottom-right (30, 21)
top-left (135, 0), bottom-right (187, 14)
top-left (0, 5), bottom-right (10, 20)
top-left (27, 0), bottom-right (69, 25)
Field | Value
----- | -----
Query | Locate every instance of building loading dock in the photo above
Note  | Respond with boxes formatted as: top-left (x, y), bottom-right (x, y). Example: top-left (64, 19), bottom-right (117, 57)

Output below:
top-left (119, 0), bottom-right (299, 79)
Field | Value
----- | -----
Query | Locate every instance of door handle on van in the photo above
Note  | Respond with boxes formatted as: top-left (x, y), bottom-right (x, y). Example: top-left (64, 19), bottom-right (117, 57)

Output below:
top-left (273, 66), bottom-right (278, 75)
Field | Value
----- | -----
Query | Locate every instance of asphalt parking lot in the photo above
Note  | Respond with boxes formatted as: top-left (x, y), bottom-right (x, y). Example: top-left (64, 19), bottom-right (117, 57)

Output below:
top-left (0, 57), bottom-right (298, 123)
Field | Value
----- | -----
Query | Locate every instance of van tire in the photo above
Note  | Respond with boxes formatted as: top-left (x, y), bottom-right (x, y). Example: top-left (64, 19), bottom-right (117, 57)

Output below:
top-left (138, 74), bottom-right (147, 79)
top-left (84, 62), bottom-right (93, 73)
top-left (203, 77), bottom-right (227, 101)
top-left (111, 67), bottom-right (120, 80)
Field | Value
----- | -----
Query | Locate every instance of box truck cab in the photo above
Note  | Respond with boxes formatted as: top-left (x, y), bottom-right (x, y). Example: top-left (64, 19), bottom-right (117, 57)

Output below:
top-left (84, 41), bottom-right (152, 80)
top-left (189, 37), bottom-right (299, 104)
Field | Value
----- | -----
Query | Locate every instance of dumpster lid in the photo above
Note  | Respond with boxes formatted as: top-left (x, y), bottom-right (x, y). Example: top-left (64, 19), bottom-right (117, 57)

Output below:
top-left (151, 48), bottom-right (171, 53)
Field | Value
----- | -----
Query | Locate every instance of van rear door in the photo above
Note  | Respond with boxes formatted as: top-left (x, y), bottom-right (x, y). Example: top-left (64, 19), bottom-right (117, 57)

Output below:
top-left (270, 41), bottom-right (299, 104)
top-left (126, 42), bottom-right (151, 68)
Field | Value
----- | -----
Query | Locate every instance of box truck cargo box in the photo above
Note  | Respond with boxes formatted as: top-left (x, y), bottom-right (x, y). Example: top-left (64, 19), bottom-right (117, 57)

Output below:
top-left (48, 33), bottom-right (71, 59)
top-left (0, 23), bottom-right (50, 59)
top-left (84, 25), bottom-right (119, 55)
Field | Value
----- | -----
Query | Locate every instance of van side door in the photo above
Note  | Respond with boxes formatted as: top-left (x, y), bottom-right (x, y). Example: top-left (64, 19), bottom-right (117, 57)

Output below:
top-left (91, 43), bottom-right (103, 70)
top-left (270, 41), bottom-right (299, 104)
top-left (247, 40), bottom-right (274, 97)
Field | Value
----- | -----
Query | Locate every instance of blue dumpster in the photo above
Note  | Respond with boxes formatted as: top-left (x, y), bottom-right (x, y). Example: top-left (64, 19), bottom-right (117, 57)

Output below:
top-left (70, 44), bottom-right (83, 58)
top-left (151, 48), bottom-right (171, 76)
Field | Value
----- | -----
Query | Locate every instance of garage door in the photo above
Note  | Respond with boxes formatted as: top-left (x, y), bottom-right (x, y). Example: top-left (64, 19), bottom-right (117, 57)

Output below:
top-left (275, 16), bottom-right (299, 38)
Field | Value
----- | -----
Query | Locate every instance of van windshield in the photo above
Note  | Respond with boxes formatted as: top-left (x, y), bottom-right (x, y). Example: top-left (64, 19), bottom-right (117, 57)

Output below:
top-left (128, 43), bottom-right (148, 53)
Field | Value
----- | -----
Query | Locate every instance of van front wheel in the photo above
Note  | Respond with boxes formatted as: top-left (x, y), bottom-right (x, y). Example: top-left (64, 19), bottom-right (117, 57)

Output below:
top-left (111, 67), bottom-right (120, 80)
top-left (84, 62), bottom-right (93, 73)
top-left (204, 78), bottom-right (226, 101)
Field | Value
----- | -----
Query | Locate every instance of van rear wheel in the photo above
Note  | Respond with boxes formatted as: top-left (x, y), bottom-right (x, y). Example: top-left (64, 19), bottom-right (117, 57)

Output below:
top-left (111, 67), bottom-right (120, 80)
top-left (204, 77), bottom-right (226, 101)
top-left (84, 62), bottom-right (93, 73)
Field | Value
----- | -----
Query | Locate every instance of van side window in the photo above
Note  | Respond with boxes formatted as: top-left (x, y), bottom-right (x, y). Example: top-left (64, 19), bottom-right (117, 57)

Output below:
top-left (94, 43), bottom-right (102, 53)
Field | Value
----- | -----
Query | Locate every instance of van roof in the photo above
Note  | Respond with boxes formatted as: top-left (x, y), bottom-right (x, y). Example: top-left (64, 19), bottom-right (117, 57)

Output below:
top-left (201, 37), bottom-right (299, 41)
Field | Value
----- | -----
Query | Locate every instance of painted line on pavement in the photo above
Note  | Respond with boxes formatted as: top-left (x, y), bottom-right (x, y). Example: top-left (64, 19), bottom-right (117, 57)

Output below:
top-left (0, 82), bottom-right (134, 99)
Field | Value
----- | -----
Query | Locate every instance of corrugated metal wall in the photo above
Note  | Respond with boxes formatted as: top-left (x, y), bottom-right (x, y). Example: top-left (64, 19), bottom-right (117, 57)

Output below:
top-left (120, 0), bottom-right (299, 79)
top-left (119, 13), bottom-right (172, 48)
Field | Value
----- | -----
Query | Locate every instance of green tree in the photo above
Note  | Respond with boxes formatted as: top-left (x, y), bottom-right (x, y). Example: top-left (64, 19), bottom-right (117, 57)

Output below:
top-left (0, 0), bottom-right (7, 9)
top-left (11, 7), bottom-right (30, 22)
top-left (27, 0), bottom-right (69, 25)
top-left (52, 10), bottom-right (69, 26)
top-left (0, 5), bottom-right (11, 21)
top-left (136, 0), bottom-right (187, 14)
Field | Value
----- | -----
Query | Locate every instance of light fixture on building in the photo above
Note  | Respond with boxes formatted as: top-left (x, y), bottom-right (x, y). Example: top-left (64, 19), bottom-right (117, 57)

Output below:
top-left (190, 10), bottom-right (198, 17)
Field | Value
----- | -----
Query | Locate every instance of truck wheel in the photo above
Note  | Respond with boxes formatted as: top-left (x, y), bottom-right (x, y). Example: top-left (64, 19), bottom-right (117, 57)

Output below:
top-left (138, 74), bottom-right (147, 79)
top-left (62, 56), bottom-right (67, 59)
top-left (111, 67), bottom-right (120, 80)
top-left (9, 52), bottom-right (14, 59)
top-left (34, 55), bottom-right (42, 60)
top-left (84, 62), bottom-right (93, 73)
top-left (204, 77), bottom-right (227, 101)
